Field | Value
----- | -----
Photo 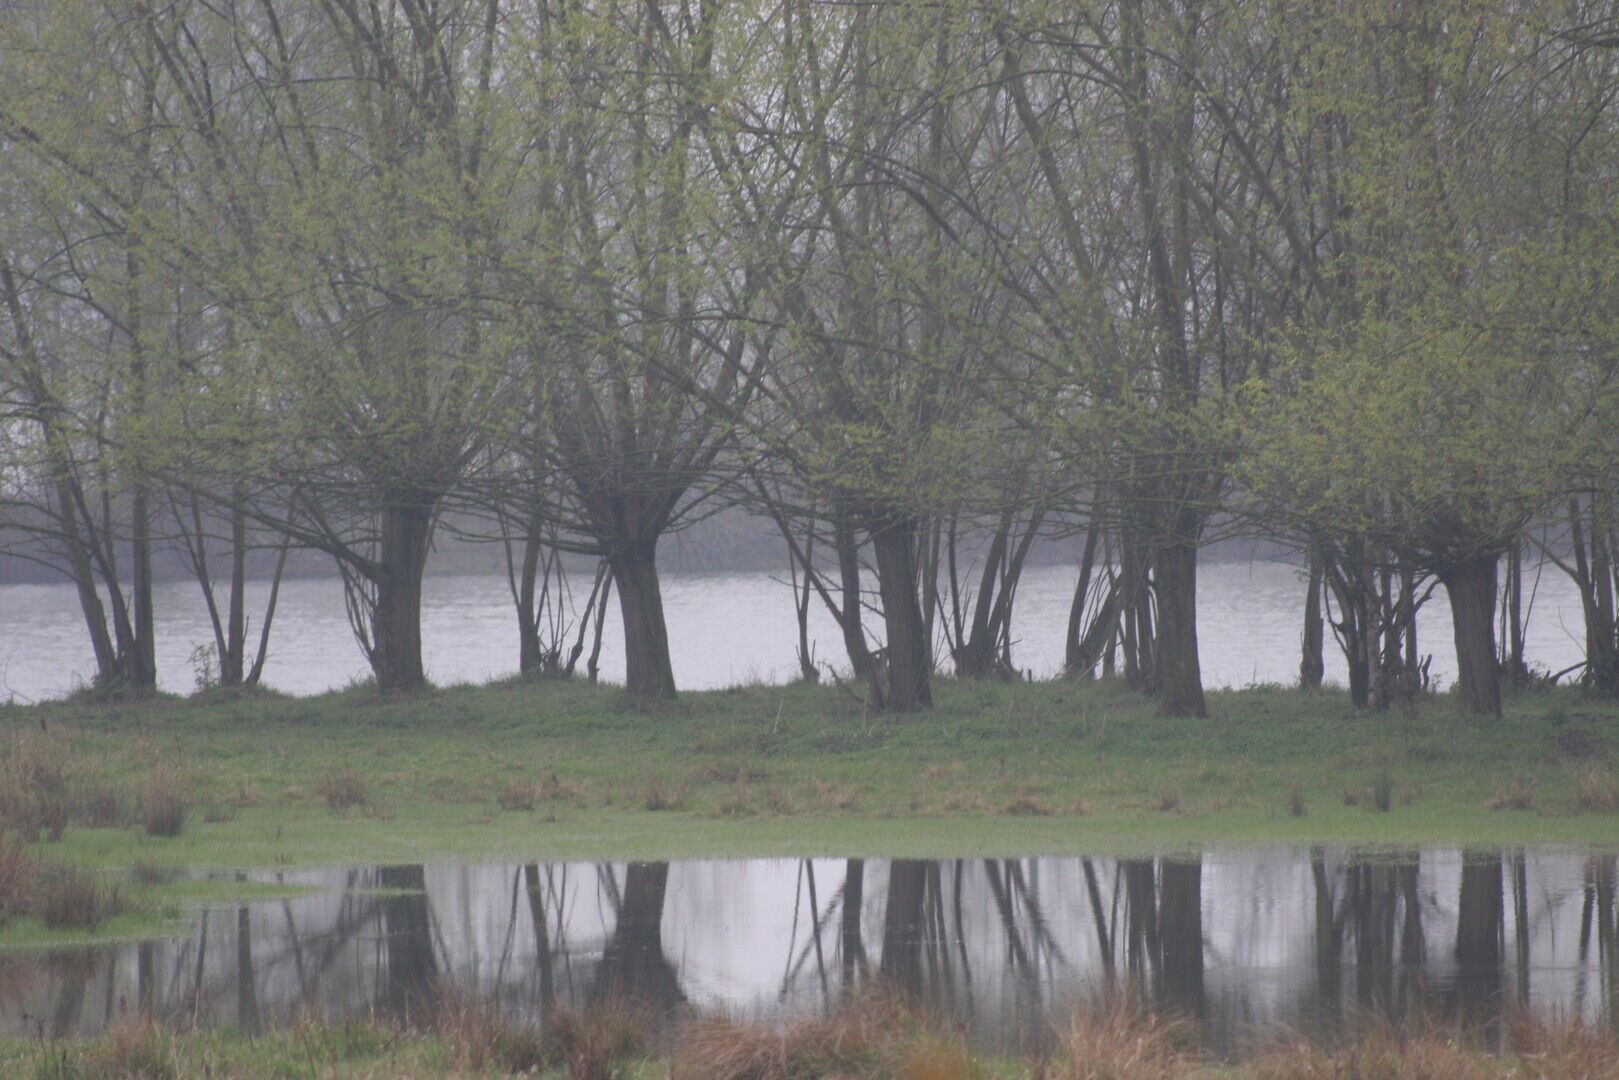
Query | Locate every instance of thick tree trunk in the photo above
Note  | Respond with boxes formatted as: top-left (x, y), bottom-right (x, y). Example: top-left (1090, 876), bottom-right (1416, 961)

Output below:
top-left (1438, 552), bottom-right (1502, 718)
top-left (370, 503), bottom-right (432, 692)
top-left (128, 489), bottom-right (157, 689)
top-left (609, 535), bottom-right (677, 699)
top-left (596, 862), bottom-right (683, 1008)
top-left (378, 865), bottom-right (437, 1020)
top-left (1300, 551), bottom-right (1325, 690)
top-left (1157, 858), bottom-right (1205, 1018)
top-left (870, 515), bottom-right (932, 712)
top-left (879, 859), bottom-right (929, 994)
top-left (1152, 535), bottom-right (1207, 718)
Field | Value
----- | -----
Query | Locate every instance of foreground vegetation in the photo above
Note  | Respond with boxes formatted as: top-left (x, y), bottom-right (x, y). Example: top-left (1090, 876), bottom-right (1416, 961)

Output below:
top-left (3, 989), bottom-right (1617, 1080)
top-left (1, 678), bottom-right (1615, 886)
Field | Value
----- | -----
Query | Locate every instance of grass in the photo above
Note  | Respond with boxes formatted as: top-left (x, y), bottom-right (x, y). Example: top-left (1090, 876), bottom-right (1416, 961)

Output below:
top-left (0, 677), bottom-right (1611, 885)
top-left (4, 991), bottom-right (1617, 1080)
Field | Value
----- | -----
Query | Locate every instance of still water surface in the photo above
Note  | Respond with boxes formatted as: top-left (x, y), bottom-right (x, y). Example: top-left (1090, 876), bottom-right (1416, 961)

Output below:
top-left (3, 849), bottom-right (1614, 1054)
top-left (0, 561), bottom-right (1590, 701)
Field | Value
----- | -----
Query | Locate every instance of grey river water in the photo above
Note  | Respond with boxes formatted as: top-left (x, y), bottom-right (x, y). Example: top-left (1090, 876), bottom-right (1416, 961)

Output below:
top-left (2, 849), bottom-right (1615, 1054)
top-left (0, 560), bottom-right (1591, 701)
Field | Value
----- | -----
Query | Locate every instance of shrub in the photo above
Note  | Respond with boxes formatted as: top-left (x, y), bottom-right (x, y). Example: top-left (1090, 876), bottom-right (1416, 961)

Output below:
top-left (138, 772), bottom-right (189, 838)
top-left (316, 768), bottom-right (370, 811)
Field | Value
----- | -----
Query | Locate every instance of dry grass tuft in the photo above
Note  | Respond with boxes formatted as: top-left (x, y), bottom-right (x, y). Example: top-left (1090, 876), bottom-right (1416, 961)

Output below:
top-left (0, 732), bottom-right (74, 842)
top-left (1486, 776), bottom-right (1537, 811)
top-left (1571, 763), bottom-right (1619, 812)
top-left (77, 784), bottom-right (127, 829)
top-left (671, 987), bottom-right (943, 1080)
top-left (1065, 796), bottom-right (1091, 815)
top-left (137, 770), bottom-right (189, 837)
top-left (813, 780), bottom-right (860, 811)
top-left (642, 778), bottom-right (688, 811)
top-left (1001, 794), bottom-right (1053, 817)
top-left (715, 785), bottom-right (754, 817)
top-left (1049, 991), bottom-right (1194, 1080)
top-left (942, 793), bottom-right (985, 812)
top-left (316, 768), bottom-right (370, 811)
top-left (36, 866), bottom-right (128, 930)
top-left (538, 771), bottom-right (584, 802)
top-left (1285, 782), bottom-right (1309, 817)
top-left (547, 996), bottom-right (654, 1080)
top-left (436, 989), bottom-right (550, 1074)
top-left (81, 1014), bottom-right (178, 1080)
top-left (760, 786), bottom-right (794, 814)
top-left (229, 782), bottom-right (263, 808)
top-left (696, 758), bottom-right (769, 785)
top-left (1149, 784), bottom-right (1183, 813)
top-left (496, 780), bottom-right (540, 811)
top-left (0, 833), bottom-right (40, 927)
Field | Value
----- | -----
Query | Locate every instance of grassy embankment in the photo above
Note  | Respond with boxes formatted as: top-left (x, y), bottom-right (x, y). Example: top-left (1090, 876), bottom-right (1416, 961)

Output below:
top-left (0, 674), bottom-right (1615, 948)
top-left (0, 674), bottom-right (1614, 872)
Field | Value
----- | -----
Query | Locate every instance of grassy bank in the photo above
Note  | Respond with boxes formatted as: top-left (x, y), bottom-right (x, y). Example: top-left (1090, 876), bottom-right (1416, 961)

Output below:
top-left (0, 676), bottom-right (1612, 879)
top-left (4, 991), bottom-right (1617, 1080)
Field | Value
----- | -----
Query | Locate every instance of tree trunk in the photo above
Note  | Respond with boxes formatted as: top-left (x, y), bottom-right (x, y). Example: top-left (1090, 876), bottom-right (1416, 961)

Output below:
top-left (222, 504), bottom-right (248, 686)
top-left (879, 859), bottom-right (929, 994)
top-left (609, 535), bottom-right (677, 699)
top-left (871, 515), bottom-right (932, 712)
top-left (1300, 550), bottom-right (1325, 690)
top-left (1437, 552), bottom-right (1502, 718)
top-left (370, 503), bottom-right (432, 692)
top-left (516, 531), bottom-right (545, 675)
top-left (833, 515), bottom-right (880, 692)
top-left (1157, 858), bottom-right (1205, 1018)
top-left (1152, 534), bottom-right (1207, 718)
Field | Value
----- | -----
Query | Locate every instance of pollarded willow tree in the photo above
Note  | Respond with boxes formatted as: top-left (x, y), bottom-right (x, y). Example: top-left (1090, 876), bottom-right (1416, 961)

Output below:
top-left (493, 0), bottom-right (786, 699)
top-left (123, 0), bottom-right (518, 691)
top-left (740, 0), bottom-right (1030, 712)
top-left (1240, 0), bottom-right (1619, 717)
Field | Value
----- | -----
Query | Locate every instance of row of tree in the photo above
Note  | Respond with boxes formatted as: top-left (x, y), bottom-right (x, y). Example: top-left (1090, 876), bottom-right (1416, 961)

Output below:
top-left (0, 0), bottom-right (1615, 717)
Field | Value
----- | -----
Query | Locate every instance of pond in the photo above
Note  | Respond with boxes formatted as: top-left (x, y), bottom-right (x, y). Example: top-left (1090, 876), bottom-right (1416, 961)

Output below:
top-left (2, 847), bottom-right (1613, 1055)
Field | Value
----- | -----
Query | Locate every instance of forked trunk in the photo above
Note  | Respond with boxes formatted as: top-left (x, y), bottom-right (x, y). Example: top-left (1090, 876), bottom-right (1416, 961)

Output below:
top-left (610, 536), bottom-right (677, 699)
top-left (1437, 552), bottom-right (1502, 718)
top-left (370, 503), bottom-right (432, 692)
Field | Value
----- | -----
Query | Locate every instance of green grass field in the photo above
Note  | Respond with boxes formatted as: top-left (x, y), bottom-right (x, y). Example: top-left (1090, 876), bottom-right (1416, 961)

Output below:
top-left (2, 674), bottom-right (1615, 878)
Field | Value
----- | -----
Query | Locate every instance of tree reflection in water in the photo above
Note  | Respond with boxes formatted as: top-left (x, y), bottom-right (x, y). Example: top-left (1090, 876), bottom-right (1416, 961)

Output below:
top-left (0, 850), bottom-right (1613, 1056)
